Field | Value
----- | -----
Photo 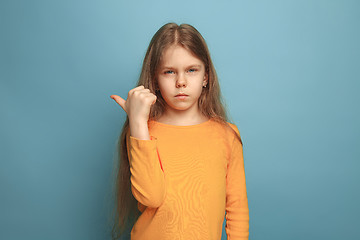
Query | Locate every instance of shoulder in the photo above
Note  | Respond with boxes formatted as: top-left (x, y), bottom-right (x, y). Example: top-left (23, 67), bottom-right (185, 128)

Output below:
top-left (223, 121), bottom-right (241, 138)
top-left (208, 119), bottom-right (241, 139)
top-left (224, 121), bottom-right (243, 146)
top-left (226, 122), bottom-right (239, 134)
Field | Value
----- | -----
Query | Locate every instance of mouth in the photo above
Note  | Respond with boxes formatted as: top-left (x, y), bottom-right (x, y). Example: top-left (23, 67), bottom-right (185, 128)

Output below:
top-left (175, 93), bottom-right (188, 100)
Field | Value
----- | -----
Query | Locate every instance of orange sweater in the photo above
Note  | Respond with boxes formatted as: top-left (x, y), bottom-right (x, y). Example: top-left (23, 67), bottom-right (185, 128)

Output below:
top-left (126, 118), bottom-right (249, 240)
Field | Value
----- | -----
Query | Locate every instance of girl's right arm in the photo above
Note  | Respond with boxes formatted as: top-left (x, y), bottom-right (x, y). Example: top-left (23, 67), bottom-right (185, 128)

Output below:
top-left (110, 86), bottom-right (166, 209)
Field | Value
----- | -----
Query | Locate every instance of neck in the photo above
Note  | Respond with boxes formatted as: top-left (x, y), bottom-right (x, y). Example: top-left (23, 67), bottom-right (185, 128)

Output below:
top-left (157, 107), bottom-right (209, 126)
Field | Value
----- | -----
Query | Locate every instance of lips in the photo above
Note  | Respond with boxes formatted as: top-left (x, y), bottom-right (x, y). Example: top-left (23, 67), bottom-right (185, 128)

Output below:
top-left (175, 93), bottom-right (188, 97)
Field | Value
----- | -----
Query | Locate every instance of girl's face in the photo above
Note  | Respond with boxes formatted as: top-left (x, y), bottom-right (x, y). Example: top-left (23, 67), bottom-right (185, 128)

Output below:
top-left (156, 45), bottom-right (208, 117)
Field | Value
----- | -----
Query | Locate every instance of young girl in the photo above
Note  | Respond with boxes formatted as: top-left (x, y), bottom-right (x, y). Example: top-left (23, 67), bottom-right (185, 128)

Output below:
top-left (110, 23), bottom-right (249, 240)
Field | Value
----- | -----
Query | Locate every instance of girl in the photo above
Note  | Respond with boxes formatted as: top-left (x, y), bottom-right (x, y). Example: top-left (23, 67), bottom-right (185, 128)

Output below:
top-left (110, 23), bottom-right (249, 240)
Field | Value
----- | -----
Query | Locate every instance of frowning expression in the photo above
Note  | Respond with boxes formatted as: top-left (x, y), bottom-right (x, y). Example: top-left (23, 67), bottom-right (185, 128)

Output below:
top-left (156, 45), bottom-right (208, 114)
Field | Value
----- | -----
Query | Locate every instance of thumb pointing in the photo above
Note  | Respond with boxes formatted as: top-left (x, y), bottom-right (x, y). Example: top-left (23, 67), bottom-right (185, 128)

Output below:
top-left (110, 95), bottom-right (127, 113)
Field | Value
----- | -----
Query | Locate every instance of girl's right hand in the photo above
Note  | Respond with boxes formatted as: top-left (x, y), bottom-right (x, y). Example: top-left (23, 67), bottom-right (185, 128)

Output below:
top-left (110, 85), bottom-right (157, 123)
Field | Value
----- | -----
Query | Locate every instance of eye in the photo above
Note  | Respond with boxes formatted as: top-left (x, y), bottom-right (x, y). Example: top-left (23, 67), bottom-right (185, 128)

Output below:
top-left (164, 70), bottom-right (174, 74)
top-left (187, 68), bottom-right (198, 73)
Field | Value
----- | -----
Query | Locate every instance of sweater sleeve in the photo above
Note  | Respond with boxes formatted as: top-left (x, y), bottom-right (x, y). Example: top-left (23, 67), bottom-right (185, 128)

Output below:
top-left (126, 130), bottom-right (166, 208)
top-left (225, 125), bottom-right (249, 239)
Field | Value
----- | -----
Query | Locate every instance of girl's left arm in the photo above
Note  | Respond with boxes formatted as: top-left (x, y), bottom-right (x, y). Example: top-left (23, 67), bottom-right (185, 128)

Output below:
top-left (225, 125), bottom-right (249, 240)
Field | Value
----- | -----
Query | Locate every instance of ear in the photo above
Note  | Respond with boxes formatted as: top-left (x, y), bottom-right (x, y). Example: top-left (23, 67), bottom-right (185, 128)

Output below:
top-left (203, 73), bottom-right (208, 86)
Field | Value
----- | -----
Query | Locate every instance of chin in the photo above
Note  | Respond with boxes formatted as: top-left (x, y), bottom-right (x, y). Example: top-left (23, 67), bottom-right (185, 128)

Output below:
top-left (169, 105), bottom-right (189, 111)
top-left (169, 103), bottom-right (195, 111)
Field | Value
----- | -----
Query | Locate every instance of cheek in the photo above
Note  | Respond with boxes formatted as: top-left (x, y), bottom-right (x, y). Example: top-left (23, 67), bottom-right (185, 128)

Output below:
top-left (196, 86), bottom-right (204, 96)
top-left (158, 81), bottom-right (172, 98)
top-left (157, 77), bottom-right (166, 89)
top-left (194, 77), bottom-right (206, 92)
top-left (158, 80), bottom-right (169, 90)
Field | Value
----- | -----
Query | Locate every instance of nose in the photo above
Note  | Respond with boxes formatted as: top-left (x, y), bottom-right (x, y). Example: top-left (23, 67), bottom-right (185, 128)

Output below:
top-left (176, 73), bottom-right (187, 88)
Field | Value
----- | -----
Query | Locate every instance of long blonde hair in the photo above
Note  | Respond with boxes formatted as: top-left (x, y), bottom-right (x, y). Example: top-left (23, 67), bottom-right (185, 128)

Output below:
top-left (110, 22), bottom-right (243, 239)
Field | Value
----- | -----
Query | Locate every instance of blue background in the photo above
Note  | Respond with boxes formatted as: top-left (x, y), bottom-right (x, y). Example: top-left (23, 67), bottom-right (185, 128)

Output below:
top-left (1, 0), bottom-right (359, 239)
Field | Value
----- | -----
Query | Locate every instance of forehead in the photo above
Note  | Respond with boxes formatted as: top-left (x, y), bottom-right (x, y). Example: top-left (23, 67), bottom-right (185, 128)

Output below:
top-left (159, 45), bottom-right (204, 67)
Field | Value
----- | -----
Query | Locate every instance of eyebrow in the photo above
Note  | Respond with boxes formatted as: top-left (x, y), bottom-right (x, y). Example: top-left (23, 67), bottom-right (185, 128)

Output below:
top-left (161, 64), bottom-right (202, 69)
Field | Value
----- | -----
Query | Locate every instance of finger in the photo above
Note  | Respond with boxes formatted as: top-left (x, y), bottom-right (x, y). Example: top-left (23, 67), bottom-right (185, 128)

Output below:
top-left (134, 85), bottom-right (145, 91)
top-left (150, 95), bottom-right (157, 105)
top-left (128, 85), bottom-right (145, 95)
top-left (110, 95), bottom-right (127, 113)
top-left (139, 91), bottom-right (156, 103)
top-left (134, 87), bottom-right (150, 94)
top-left (142, 88), bottom-right (150, 92)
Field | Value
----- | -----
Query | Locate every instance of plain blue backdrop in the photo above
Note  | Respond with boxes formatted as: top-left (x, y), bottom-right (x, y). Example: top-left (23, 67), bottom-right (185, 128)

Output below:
top-left (1, 0), bottom-right (359, 239)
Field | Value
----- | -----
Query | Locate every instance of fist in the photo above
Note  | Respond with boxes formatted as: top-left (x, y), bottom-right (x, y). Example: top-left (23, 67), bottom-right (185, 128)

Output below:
top-left (110, 85), bottom-right (157, 123)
